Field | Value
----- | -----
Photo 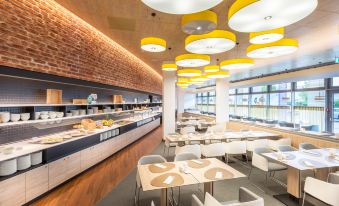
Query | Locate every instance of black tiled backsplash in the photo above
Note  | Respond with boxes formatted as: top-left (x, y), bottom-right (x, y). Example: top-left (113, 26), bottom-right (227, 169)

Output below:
top-left (0, 75), bottom-right (160, 145)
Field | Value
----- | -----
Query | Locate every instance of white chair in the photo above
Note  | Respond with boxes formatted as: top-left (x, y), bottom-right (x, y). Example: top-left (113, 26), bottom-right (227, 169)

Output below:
top-left (163, 134), bottom-right (178, 156)
top-left (180, 126), bottom-right (195, 135)
top-left (174, 152), bottom-right (199, 161)
top-left (268, 138), bottom-right (291, 151)
top-left (327, 172), bottom-right (339, 184)
top-left (224, 141), bottom-right (248, 164)
top-left (135, 155), bottom-right (167, 205)
top-left (210, 123), bottom-right (225, 134)
top-left (175, 144), bottom-right (201, 158)
top-left (192, 188), bottom-right (264, 206)
top-left (303, 177), bottom-right (339, 206)
top-left (201, 143), bottom-right (225, 158)
top-left (249, 148), bottom-right (287, 186)
top-left (246, 139), bottom-right (269, 154)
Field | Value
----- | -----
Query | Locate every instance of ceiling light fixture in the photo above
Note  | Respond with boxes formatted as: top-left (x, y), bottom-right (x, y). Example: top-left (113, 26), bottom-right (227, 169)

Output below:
top-left (247, 38), bottom-right (298, 58)
top-left (206, 70), bottom-right (230, 79)
top-left (204, 65), bottom-right (220, 73)
top-left (176, 82), bottom-right (189, 87)
top-left (140, 37), bottom-right (166, 52)
top-left (249, 28), bottom-right (284, 44)
top-left (161, 63), bottom-right (177, 71)
top-left (177, 68), bottom-right (202, 77)
top-left (220, 58), bottom-right (254, 70)
top-left (228, 0), bottom-right (318, 32)
top-left (177, 77), bottom-right (189, 83)
top-left (181, 10), bottom-right (217, 34)
top-left (191, 75), bottom-right (208, 82)
top-left (176, 54), bottom-right (210, 67)
top-left (185, 30), bottom-right (236, 54)
top-left (141, 0), bottom-right (223, 15)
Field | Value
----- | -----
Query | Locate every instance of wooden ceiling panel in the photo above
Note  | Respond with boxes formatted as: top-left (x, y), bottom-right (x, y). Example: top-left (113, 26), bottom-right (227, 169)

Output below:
top-left (55, 0), bottom-right (339, 79)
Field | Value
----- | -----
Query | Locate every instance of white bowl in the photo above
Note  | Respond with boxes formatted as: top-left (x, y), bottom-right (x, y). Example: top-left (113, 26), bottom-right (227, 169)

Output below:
top-left (10, 114), bottom-right (20, 122)
top-left (20, 113), bottom-right (30, 121)
top-left (71, 110), bottom-right (80, 116)
top-left (0, 159), bottom-right (17, 176)
top-left (41, 111), bottom-right (48, 115)
top-left (49, 112), bottom-right (57, 119)
top-left (56, 112), bottom-right (64, 118)
top-left (0, 112), bottom-right (10, 123)
top-left (31, 151), bottom-right (42, 165)
top-left (40, 114), bottom-right (49, 120)
top-left (66, 113), bottom-right (72, 117)
top-left (17, 154), bottom-right (31, 170)
top-left (34, 112), bottom-right (41, 120)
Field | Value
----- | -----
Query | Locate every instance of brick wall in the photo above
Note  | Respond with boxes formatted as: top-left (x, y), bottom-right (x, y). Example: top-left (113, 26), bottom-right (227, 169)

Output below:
top-left (0, 0), bottom-right (163, 95)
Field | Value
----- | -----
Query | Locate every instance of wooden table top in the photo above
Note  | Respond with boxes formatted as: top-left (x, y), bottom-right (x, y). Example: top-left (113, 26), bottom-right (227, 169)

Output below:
top-left (263, 148), bottom-right (339, 171)
top-left (138, 158), bottom-right (245, 191)
top-left (165, 131), bottom-right (280, 143)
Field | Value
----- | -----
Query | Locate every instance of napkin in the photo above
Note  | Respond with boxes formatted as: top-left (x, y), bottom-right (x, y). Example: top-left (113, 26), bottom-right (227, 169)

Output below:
top-left (191, 160), bottom-right (203, 165)
top-left (163, 176), bottom-right (174, 184)
top-left (303, 160), bottom-right (314, 167)
top-left (155, 163), bottom-right (166, 169)
top-left (215, 172), bottom-right (223, 179)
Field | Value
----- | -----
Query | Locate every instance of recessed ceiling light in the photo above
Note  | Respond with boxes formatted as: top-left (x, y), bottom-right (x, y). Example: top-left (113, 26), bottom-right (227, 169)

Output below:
top-left (141, 0), bottom-right (223, 14)
top-left (177, 68), bottom-right (202, 77)
top-left (175, 54), bottom-right (210, 67)
top-left (181, 10), bottom-right (217, 34)
top-left (220, 58), bottom-right (254, 70)
top-left (140, 37), bottom-right (166, 52)
top-left (249, 28), bottom-right (284, 44)
top-left (228, 0), bottom-right (318, 32)
top-left (247, 38), bottom-right (298, 58)
top-left (185, 30), bottom-right (236, 54)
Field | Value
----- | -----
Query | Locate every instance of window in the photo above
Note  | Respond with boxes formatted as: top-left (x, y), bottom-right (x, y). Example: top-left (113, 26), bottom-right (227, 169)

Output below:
top-left (195, 91), bottom-right (216, 115)
top-left (252, 85), bottom-right (268, 93)
top-left (268, 92), bottom-right (292, 122)
top-left (271, 83), bottom-right (291, 91)
top-left (294, 90), bottom-right (325, 131)
top-left (296, 79), bottom-right (324, 89)
top-left (237, 87), bottom-right (249, 94)
top-left (250, 93), bottom-right (267, 119)
top-left (229, 95), bottom-right (236, 115)
top-left (236, 95), bottom-right (249, 117)
top-left (333, 77), bottom-right (339, 86)
top-left (229, 89), bottom-right (236, 95)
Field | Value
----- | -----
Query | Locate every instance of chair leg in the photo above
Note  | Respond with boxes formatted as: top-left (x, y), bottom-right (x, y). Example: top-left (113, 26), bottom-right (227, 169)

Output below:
top-left (226, 154), bottom-right (229, 164)
top-left (245, 153), bottom-right (249, 164)
top-left (248, 165), bottom-right (253, 179)
top-left (302, 192), bottom-right (306, 206)
top-left (134, 183), bottom-right (138, 206)
top-left (265, 172), bottom-right (269, 187)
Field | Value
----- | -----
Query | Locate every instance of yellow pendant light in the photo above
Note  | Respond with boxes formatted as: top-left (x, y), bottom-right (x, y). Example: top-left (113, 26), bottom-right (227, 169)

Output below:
top-left (185, 30), bottom-right (236, 54)
top-left (206, 70), bottom-right (230, 79)
top-left (250, 28), bottom-right (284, 44)
top-left (176, 82), bottom-right (189, 87)
top-left (141, 0), bottom-right (223, 15)
top-left (161, 63), bottom-right (177, 71)
top-left (140, 37), bottom-right (166, 52)
top-left (247, 38), bottom-right (298, 58)
top-left (204, 65), bottom-right (219, 73)
top-left (190, 75), bottom-right (208, 82)
top-left (175, 54), bottom-right (210, 67)
top-left (182, 10), bottom-right (217, 34)
top-left (190, 80), bottom-right (205, 85)
top-left (228, 0), bottom-right (318, 32)
top-left (177, 77), bottom-right (189, 83)
top-left (220, 58), bottom-right (254, 70)
top-left (177, 68), bottom-right (202, 77)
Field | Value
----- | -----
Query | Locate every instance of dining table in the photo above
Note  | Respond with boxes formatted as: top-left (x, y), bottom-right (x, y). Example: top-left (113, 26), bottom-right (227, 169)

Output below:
top-left (165, 131), bottom-right (281, 146)
top-left (262, 148), bottom-right (339, 205)
top-left (137, 158), bottom-right (245, 206)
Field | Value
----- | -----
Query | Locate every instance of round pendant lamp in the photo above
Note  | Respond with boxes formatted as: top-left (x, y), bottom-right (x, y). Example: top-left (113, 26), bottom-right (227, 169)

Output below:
top-left (175, 54), bottom-right (210, 67)
top-left (206, 70), bottom-right (230, 79)
top-left (176, 82), bottom-right (189, 87)
top-left (161, 63), bottom-right (177, 71)
top-left (190, 75), bottom-right (208, 82)
top-left (250, 28), bottom-right (284, 44)
top-left (204, 65), bottom-right (220, 73)
top-left (177, 77), bottom-right (189, 83)
top-left (185, 30), bottom-right (236, 54)
top-left (228, 0), bottom-right (318, 32)
top-left (247, 38), bottom-right (298, 58)
top-left (177, 68), bottom-right (202, 77)
top-left (182, 10), bottom-right (217, 34)
top-left (220, 58), bottom-right (254, 70)
top-left (190, 80), bottom-right (204, 85)
top-left (141, 0), bottom-right (223, 15)
top-left (141, 37), bottom-right (166, 52)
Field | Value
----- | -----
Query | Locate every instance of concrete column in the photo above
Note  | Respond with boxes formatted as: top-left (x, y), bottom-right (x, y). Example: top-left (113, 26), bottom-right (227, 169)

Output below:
top-left (162, 72), bottom-right (176, 136)
top-left (215, 78), bottom-right (229, 125)
top-left (177, 87), bottom-right (185, 115)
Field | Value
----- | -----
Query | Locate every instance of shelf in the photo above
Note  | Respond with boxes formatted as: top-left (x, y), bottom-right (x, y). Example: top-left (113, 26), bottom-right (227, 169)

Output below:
top-left (0, 102), bottom-right (162, 108)
top-left (0, 110), bottom-right (136, 128)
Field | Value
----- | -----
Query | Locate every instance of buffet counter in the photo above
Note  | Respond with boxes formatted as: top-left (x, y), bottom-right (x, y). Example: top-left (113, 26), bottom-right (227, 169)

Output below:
top-left (0, 113), bottom-right (161, 205)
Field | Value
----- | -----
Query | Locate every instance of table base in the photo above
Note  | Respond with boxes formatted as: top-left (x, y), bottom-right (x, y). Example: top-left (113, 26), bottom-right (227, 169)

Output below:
top-left (274, 193), bottom-right (328, 206)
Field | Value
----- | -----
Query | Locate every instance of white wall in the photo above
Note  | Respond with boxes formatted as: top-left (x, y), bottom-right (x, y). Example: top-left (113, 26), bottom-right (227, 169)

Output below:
top-left (162, 72), bottom-right (176, 136)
